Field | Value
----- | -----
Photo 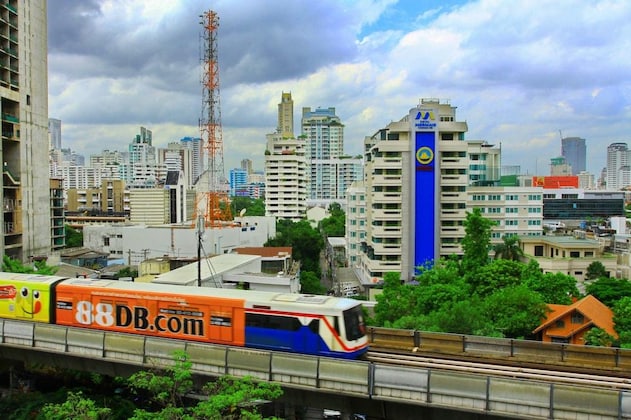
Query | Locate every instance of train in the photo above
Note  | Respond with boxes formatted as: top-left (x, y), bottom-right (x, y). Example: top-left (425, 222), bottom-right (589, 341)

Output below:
top-left (0, 272), bottom-right (368, 359)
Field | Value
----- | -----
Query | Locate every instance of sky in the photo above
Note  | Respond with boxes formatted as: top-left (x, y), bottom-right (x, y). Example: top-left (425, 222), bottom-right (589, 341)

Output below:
top-left (48, 0), bottom-right (631, 176)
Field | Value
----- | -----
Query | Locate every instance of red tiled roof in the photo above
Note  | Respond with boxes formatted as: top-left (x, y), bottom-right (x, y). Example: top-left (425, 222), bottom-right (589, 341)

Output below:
top-left (533, 295), bottom-right (617, 338)
top-left (233, 247), bottom-right (292, 258)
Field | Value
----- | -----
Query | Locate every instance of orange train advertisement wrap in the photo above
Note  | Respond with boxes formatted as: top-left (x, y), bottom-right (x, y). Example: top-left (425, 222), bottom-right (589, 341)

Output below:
top-left (54, 281), bottom-right (247, 346)
top-left (0, 277), bottom-right (60, 322)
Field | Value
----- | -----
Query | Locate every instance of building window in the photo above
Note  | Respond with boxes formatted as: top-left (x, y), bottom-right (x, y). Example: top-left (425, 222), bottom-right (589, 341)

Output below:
top-left (571, 313), bottom-right (584, 324)
top-left (584, 251), bottom-right (594, 257)
top-left (534, 245), bottom-right (544, 256)
top-left (103, 237), bottom-right (110, 246)
top-left (570, 251), bottom-right (580, 258)
top-left (555, 320), bottom-right (565, 328)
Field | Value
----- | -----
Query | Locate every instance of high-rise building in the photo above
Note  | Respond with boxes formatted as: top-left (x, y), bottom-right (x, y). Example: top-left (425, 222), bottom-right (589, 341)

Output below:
top-left (561, 137), bottom-right (586, 175)
top-left (180, 136), bottom-right (203, 183)
top-left (1, 1), bottom-right (51, 260)
top-left (350, 99), bottom-right (508, 283)
top-left (550, 156), bottom-right (572, 176)
top-left (606, 143), bottom-right (630, 190)
top-left (229, 168), bottom-right (248, 197)
top-left (278, 92), bottom-right (294, 138)
top-left (48, 118), bottom-right (61, 150)
top-left (158, 143), bottom-right (194, 188)
top-left (240, 158), bottom-right (253, 175)
top-left (264, 133), bottom-right (307, 220)
top-left (301, 106), bottom-right (356, 205)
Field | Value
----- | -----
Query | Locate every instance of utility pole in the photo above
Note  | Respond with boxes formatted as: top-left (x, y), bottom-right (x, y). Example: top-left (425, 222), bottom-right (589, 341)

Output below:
top-left (197, 215), bottom-right (204, 287)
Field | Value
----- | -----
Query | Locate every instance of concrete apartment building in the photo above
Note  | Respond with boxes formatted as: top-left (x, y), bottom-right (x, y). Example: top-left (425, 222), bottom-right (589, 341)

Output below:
top-left (351, 99), bottom-right (513, 284)
top-left (1, 1), bottom-right (50, 261)
top-left (265, 93), bottom-right (308, 220)
top-left (301, 106), bottom-right (362, 207)
top-left (606, 142), bottom-right (630, 190)
top-left (82, 216), bottom-right (276, 266)
top-left (67, 179), bottom-right (129, 215)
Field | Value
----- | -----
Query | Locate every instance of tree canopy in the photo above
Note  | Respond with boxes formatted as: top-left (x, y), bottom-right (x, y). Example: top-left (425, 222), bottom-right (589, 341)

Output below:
top-left (41, 351), bottom-right (283, 419)
top-left (231, 197), bottom-right (265, 217)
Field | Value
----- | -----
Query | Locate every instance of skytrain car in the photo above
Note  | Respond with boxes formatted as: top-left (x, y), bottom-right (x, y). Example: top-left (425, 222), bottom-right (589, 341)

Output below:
top-left (0, 272), bottom-right (67, 322)
top-left (53, 278), bottom-right (368, 359)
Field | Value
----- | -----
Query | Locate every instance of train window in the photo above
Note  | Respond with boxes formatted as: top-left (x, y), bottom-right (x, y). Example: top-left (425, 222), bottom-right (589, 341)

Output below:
top-left (308, 319), bottom-right (319, 334)
top-left (246, 313), bottom-right (301, 331)
top-left (343, 306), bottom-right (366, 341)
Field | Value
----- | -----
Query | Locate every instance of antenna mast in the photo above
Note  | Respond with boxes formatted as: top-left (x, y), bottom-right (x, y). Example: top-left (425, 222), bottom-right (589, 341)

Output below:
top-left (194, 10), bottom-right (231, 227)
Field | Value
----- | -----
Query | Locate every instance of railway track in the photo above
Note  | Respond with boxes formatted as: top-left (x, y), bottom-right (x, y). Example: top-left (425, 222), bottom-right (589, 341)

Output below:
top-left (366, 350), bottom-right (631, 390)
top-left (367, 327), bottom-right (631, 378)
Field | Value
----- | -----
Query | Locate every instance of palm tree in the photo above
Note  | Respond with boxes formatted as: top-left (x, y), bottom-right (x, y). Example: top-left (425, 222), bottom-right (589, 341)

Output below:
top-left (493, 235), bottom-right (524, 261)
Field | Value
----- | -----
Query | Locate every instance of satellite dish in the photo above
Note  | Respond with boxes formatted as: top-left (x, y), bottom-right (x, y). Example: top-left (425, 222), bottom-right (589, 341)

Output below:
top-left (239, 208), bottom-right (247, 217)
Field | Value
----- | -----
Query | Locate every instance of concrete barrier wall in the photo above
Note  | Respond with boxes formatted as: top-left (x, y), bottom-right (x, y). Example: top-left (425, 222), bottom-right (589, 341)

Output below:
top-left (1, 320), bottom-right (629, 420)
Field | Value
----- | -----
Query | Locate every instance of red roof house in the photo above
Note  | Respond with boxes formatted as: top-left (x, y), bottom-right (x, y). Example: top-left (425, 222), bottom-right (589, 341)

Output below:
top-left (533, 295), bottom-right (617, 345)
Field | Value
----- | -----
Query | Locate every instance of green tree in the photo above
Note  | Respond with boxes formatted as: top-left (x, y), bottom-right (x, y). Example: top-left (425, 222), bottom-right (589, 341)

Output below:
top-left (583, 328), bottom-right (616, 347)
top-left (126, 350), bottom-right (194, 412)
top-left (373, 272), bottom-right (414, 327)
top-left (482, 285), bottom-right (547, 339)
top-left (469, 259), bottom-right (524, 297)
top-left (117, 267), bottom-right (139, 279)
top-left (586, 277), bottom-right (631, 307)
top-left (613, 296), bottom-right (631, 347)
top-left (460, 208), bottom-right (493, 275)
top-left (2, 255), bottom-right (58, 275)
top-left (586, 261), bottom-right (608, 281)
top-left (319, 203), bottom-right (345, 238)
top-left (232, 197), bottom-right (265, 217)
top-left (415, 258), bottom-right (470, 313)
top-left (194, 376), bottom-right (283, 420)
top-left (524, 264), bottom-right (580, 304)
top-left (65, 224), bottom-right (83, 248)
top-left (265, 220), bottom-right (323, 275)
top-left (422, 297), bottom-right (487, 335)
top-left (493, 235), bottom-right (524, 261)
top-left (299, 271), bottom-right (327, 295)
top-left (41, 351), bottom-right (282, 419)
top-left (41, 391), bottom-right (111, 420)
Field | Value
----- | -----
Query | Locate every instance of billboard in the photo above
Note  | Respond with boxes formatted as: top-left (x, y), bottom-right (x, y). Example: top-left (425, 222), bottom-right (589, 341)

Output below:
top-left (413, 108), bottom-right (437, 269)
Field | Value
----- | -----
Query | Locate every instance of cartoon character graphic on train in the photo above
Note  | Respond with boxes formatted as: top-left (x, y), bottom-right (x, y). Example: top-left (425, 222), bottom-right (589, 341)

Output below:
top-left (0, 273), bottom-right (65, 322)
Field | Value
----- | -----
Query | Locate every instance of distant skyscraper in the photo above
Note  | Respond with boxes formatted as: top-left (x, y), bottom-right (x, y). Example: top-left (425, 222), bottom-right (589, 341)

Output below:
top-left (180, 137), bottom-right (203, 183)
top-left (48, 118), bottom-right (61, 150)
top-left (229, 168), bottom-right (248, 197)
top-left (277, 92), bottom-right (294, 138)
top-left (240, 158), bottom-right (253, 175)
top-left (561, 137), bottom-right (586, 175)
top-left (301, 107), bottom-right (348, 203)
top-left (606, 142), bottom-right (630, 190)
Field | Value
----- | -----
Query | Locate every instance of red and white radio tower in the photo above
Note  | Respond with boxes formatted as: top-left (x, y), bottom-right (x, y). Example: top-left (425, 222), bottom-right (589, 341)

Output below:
top-left (195, 10), bottom-right (231, 227)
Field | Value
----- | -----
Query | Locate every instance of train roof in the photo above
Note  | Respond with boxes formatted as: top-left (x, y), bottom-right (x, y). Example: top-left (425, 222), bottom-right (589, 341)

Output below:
top-left (0, 272), bottom-right (69, 285)
top-left (57, 277), bottom-right (361, 313)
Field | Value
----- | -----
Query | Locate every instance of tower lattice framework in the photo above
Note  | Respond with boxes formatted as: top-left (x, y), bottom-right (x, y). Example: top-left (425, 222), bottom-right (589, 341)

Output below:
top-left (195, 9), bottom-right (231, 226)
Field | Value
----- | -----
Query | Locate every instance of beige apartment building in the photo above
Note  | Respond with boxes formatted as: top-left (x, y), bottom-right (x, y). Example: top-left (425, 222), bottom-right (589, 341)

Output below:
top-left (520, 235), bottom-right (617, 288)
top-left (1, 1), bottom-right (50, 260)
top-left (352, 99), bottom-right (506, 284)
top-left (67, 180), bottom-right (129, 214)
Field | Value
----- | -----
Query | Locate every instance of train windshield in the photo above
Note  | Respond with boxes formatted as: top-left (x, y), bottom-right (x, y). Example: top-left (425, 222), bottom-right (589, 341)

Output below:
top-left (343, 305), bottom-right (366, 341)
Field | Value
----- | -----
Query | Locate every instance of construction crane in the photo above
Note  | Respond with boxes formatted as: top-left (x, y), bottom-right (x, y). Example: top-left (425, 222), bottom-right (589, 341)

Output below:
top-left (194, 10), bottom-right (232, 227)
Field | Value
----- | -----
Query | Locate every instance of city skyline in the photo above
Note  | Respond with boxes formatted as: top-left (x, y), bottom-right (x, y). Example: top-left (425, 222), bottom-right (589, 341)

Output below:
top-left (48, 0), bottom-right (630, 175)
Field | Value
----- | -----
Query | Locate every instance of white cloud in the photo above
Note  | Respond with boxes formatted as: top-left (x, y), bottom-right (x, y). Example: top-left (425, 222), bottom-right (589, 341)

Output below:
top-left (49, 0), bottom-right (631, 175)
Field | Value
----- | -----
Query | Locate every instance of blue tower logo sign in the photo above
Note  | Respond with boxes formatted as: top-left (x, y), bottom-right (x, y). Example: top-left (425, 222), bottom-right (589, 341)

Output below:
top-left (416, 146), bottom-right (434, 165)
top-left (414, 110), bottom-right (437, 130)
